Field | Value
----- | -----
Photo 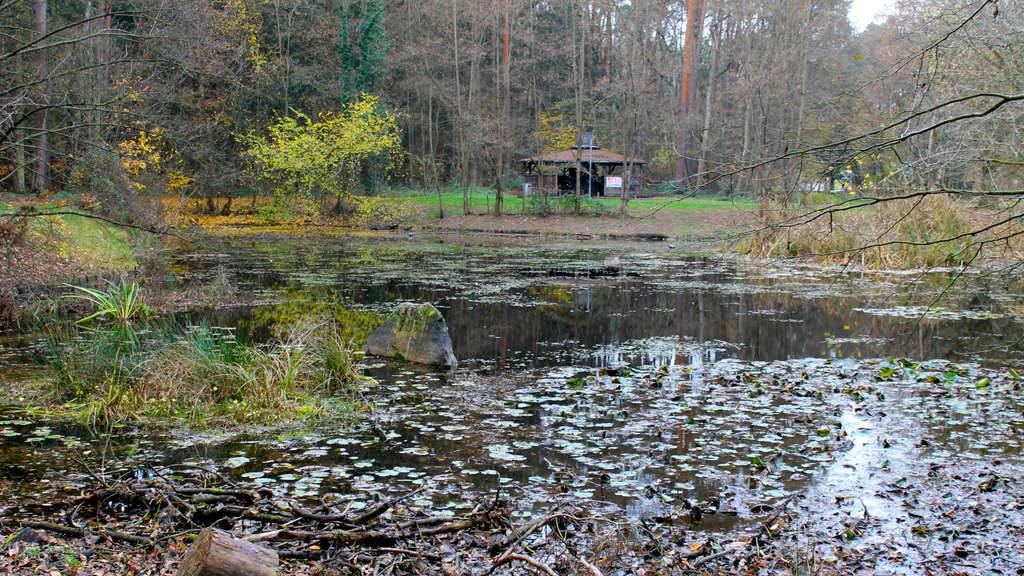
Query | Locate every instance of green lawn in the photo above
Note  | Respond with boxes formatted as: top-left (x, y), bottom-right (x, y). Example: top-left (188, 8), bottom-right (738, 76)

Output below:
top-left (389, 188), bottom-right (758, 219)
top-left (57, 212), bottom-right (139, 270)
top-left (2, 201), bottom-right (140, 270)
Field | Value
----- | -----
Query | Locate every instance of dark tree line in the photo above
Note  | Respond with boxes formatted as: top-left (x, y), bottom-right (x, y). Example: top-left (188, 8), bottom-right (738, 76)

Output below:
top-left (1, 0), bottom-right (1021, 221)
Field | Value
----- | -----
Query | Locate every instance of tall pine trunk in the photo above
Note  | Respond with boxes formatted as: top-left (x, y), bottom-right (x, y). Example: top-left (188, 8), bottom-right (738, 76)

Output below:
top-left (674, 0), bottom-right (705, 188)
top-left (34, 0), bottom-right (49, 194)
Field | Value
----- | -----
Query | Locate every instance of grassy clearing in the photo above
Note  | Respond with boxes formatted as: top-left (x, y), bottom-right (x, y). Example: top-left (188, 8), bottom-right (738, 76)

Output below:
top-left (1, 201), bottom-right (140, 271)
top-left (390, 187), bottom-right (757, 220)
top-left (55, 212), bottom-right (139, 270)
top-left (1, 201), bottom-right (147, 322)
top-left (741, 195), bottom-right (1023, 268)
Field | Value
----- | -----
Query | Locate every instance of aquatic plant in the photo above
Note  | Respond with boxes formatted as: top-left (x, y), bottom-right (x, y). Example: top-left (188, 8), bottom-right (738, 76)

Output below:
top-left (45, 323), bottom-right (142, 403)
top-left (64, 279), bottom-right (148, 326)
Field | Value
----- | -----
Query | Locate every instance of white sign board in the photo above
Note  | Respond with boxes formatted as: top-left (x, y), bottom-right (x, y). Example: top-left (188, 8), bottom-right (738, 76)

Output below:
top-left (606, 176), bottom-right (623, 189)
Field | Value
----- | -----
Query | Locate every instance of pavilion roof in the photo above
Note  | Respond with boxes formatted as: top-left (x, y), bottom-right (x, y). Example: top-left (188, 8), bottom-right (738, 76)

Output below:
top-left (520, 147), bottom-right (645, 165)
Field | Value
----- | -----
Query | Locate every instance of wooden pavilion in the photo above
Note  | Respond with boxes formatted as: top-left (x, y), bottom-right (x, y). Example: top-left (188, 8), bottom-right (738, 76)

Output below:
top-left (519, 133), bottom-right (644, 197)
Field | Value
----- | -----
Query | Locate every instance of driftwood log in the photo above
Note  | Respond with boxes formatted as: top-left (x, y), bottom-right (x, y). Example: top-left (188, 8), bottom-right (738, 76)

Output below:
top-left (177, 528), bottom-right (279, 576)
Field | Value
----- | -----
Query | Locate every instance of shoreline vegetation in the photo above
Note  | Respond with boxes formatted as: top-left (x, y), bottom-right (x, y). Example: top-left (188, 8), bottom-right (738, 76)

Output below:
top-left (193, 189), bottom-right (1024, 270)
top-left (4, 188), bottom-right (1023, 327)
top-left (18, 280), bottom-right (375, 430)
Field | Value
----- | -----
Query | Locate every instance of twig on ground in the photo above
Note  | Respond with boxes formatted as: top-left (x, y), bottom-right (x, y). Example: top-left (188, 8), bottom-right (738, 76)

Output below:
top-left (494, 552), bottom-right (559, 576)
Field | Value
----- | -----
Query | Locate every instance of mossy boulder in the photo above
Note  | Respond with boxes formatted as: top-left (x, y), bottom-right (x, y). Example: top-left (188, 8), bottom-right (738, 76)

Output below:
top-left (365, 303), bottom-right (457, 368)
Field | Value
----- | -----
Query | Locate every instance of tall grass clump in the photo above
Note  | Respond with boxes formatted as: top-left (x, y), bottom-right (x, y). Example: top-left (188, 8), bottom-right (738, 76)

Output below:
top-left (740, 195), bottom-right (1017, 269)
top-left (140, 322), bottom-right (366, 424)
top-left (44, 301), bottom-right (368, 428)
top-left (64, 279), bottom-right (149, 326)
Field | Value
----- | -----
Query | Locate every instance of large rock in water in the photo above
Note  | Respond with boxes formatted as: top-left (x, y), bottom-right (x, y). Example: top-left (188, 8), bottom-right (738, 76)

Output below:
top-left (365, 303), bottom-right (457, 368)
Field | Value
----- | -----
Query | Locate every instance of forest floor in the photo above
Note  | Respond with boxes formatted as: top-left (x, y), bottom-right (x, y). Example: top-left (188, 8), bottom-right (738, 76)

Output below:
top-left (3, 435), bottom-right (1019, 576)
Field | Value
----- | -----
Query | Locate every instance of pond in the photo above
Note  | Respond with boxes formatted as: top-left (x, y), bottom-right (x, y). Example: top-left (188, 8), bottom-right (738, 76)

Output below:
top-left (2, 232), bottom-right (1023, 536)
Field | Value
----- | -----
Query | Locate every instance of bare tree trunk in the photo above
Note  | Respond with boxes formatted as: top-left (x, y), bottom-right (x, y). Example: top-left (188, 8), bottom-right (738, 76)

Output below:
top-left (428, 84), bottom-right (442, 218)
top-left (738, 2), bottom-right (754, 197)
top-left (674, 0), bottom-right (705, 187)
top-left (34, 0), bottom-right (49, 194)
top-left (494, 0), bottom-right (511, 216)
top-left (697, 9), bottom-right (721, 189)
top-left (572, 0), bottom-right (583, 214)
top-left (14, 133), bottom-right (26, 194)
top-left (468, 7), bottom-right (482, 189)
top-left (621, 161), bottom-right (632, 217)
top-left (603, 0), bottom-right (613, 81)
top-left (453, 0), bottom-right (470, 215)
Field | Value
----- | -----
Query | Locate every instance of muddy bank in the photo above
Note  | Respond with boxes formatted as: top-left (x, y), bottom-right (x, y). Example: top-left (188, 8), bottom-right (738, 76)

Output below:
top-left (419, 209), bottom-right (747, 241)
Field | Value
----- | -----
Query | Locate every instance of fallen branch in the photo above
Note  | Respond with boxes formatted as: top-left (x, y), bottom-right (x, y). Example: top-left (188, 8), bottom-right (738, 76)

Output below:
top-left (580, 558), bottom-right (604, 576)
top-left (690, 549), bottom-right (732, 570)
top-left (20, 519), bottom-right (153, 546)
top-left (374, 547), bottom-right (442, 561)
top-left (494, 553), bottom-right (559, 576)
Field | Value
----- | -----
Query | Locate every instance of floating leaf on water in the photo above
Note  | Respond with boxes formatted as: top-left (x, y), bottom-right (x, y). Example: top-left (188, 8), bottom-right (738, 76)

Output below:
top-left (486, 444), bottom-right (526, 462)
top-left (225, 456), bottom-right (251, 468)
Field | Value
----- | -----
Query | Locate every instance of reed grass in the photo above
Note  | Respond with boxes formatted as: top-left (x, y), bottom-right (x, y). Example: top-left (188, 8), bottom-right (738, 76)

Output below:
top-left (45, 320), bottom-right (367, 429)
top-left (740, 195), bottom-right (1021, 269)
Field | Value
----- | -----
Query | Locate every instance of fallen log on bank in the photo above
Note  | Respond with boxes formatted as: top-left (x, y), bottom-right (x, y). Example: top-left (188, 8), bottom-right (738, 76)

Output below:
top-left (177, 528), bottom-right (278, 576)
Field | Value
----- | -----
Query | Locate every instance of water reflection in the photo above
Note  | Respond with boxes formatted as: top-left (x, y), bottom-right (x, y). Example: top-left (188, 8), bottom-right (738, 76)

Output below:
top-left (177, 235), bottom-right (1023, 367)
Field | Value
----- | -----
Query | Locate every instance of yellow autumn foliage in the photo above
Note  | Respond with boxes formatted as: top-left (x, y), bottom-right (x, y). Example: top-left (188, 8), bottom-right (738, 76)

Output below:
top-left (535, 111), bottom-right (577, 153)
top-left (239, 94), bottom-right (403, 210)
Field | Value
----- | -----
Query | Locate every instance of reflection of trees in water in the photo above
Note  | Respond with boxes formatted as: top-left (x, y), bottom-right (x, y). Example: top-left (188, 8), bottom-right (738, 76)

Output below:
top-left (441, 283), bottom-right (1023, 367)
top-left (197, 284), bottom-right (384, 346)
top-left (176, 238), bottom-right (1023, 365)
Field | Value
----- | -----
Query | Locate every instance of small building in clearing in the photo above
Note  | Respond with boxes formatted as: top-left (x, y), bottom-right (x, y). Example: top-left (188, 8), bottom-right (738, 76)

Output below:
top-left (519, 133), bottom-right (645, 198)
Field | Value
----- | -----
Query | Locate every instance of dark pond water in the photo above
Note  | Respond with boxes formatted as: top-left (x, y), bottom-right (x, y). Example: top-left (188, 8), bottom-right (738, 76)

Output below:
top-left (2, 233), bottom-right (1023, 530)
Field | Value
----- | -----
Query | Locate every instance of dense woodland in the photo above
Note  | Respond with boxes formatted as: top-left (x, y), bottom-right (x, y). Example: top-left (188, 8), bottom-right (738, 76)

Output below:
top-left (0, 0), bottom-right (1021, 214)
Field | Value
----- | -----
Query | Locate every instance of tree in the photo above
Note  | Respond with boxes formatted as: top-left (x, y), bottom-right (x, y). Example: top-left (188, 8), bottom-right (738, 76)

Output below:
top-left (239, 94), bottom-right (402, 217)
top-left (33, 0), bottom-right (49, 193)
top-left (340, 0), bottom-right (390, 102)
top-left (494, 0), bottom-right (512, 216)
top-left (675, 0), bottom-right (706, 187)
